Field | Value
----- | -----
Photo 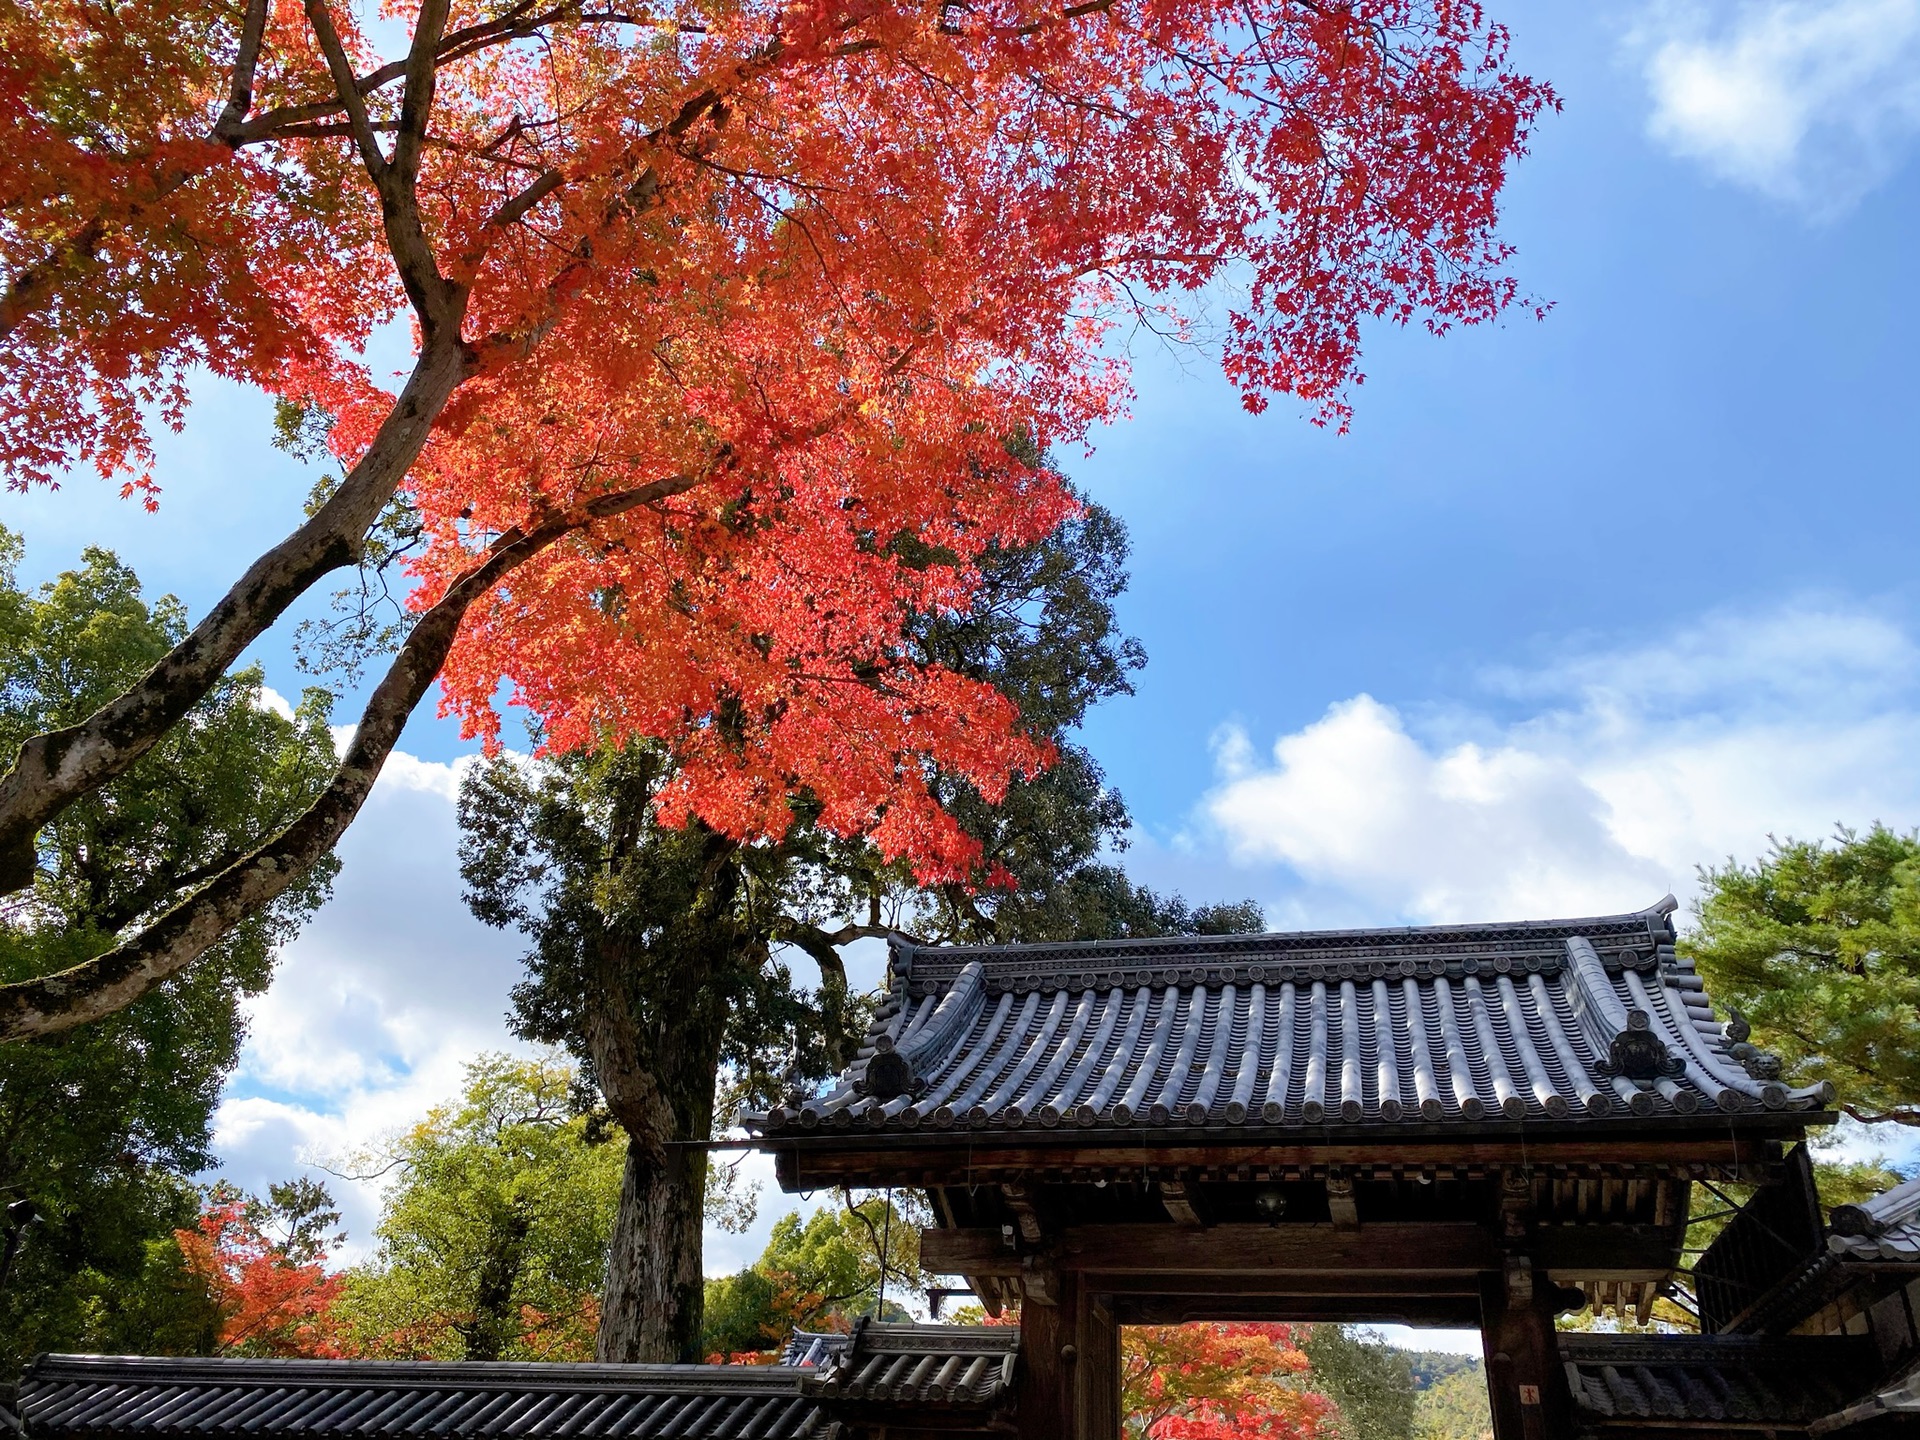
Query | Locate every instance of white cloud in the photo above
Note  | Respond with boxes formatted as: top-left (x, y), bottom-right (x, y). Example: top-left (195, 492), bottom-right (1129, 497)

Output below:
top-left (1201, 600), bottom-right (1920, 928)
top-left (211, 742), bottom-right (839, 1272)
top-left (1632, 0), bottom-right (1920, 214)
top-left (257, 686), bottom-right (298, 722)
top-left (211, 761), bottom-right (532, 1258)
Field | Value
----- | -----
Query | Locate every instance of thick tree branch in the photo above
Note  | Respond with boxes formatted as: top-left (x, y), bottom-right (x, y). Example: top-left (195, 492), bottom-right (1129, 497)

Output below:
top-left (304, 0), bottom-right (466, 333)
top-left (0, 218), bottom-right (110, 344)
top-left (393, 0), bottom-right (455, 188)
top-left (0, 468), bottom-right (708, 1040)
top-left (0, 336), bottom-right (472, 899)
top-left (302, 0), bottom-right (390, 179)
top-left (213, 0), bottom-right (273, 139)
top-left (1842, 1104), bottom-right (1920, 1128)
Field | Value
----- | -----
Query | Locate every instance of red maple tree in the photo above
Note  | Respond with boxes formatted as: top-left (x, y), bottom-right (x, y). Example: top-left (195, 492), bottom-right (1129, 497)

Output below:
top-left (175, 1196), bottom-right (351, 1359)
top-left (0, 0), bottom-right (1554, 1038)
top-left (1125, 1322), bottom-right (1330, 1438)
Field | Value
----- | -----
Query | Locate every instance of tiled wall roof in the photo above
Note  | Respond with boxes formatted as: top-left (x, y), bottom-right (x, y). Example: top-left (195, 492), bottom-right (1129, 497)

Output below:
top-left (1561, 1335), bottom-right (1876, 1429)
top-left (15, 1329), bottom-right (1020, 1440)
top-left (15, 1356), bottom-right (816, 1440)
top-left (793, 1323), bottom-right (1016, 1409)
top-left (1829, 1175), bottom-right (1920, 1262)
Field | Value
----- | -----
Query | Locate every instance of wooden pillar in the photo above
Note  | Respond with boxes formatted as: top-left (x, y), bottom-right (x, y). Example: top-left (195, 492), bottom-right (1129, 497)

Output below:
top-left (1014, 1269), bottom-right (1119, 1440)
top-left (1016, 1267), bottom-right (1076, 1440)
top-left (1479, 1262), bottom-right (1575, 1440)
top-left (1073, 1286), bottom-right (1121, 1440)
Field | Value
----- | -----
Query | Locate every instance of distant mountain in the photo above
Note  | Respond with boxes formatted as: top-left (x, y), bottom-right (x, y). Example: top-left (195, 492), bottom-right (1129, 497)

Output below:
top-left (1402, 1350), bottom-right (1482, 1391)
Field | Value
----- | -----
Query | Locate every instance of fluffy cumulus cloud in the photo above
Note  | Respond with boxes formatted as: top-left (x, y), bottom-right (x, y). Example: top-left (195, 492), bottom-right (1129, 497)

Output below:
top-left (1629, 0), bottom-right (1920, 214)
top-left (1201, 602), bottom-right (1920, 928)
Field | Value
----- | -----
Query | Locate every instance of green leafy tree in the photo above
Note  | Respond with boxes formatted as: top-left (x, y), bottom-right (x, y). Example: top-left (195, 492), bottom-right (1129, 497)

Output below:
top-left (460, 489), bottom-right (1266, 1363)
top-left (334, 1053), bottom-right (624, 1362)
top-left (1685, 826), bottom-right (1920, 1126)
top-left (1298, 1326), bottom-right (1419, 1440)
top-left (701, 1196), bottom-right (927, 1356)
top-left (0, 528), bottom-right (338, 1374)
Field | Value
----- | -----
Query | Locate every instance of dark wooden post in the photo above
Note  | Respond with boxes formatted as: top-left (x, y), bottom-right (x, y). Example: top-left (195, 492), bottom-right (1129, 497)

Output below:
top-left (1479, 1261), bottom-right (1575, 1440)
top-left (1014, 1267), bottom-right (1120, 1440)
top-left (1073, 1286), bottom-right (1120, 1440)
top-left (1016, 1266), bottom-right (1076, 1440)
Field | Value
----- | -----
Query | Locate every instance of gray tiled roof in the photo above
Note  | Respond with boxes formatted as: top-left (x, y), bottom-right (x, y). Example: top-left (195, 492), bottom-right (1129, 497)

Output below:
top-left (1561, 1334), bottom-right (1876, 1429)
top-left (792, 1323), bottom-right (1016, 1409)
top-left (15, 1355), bottom-right (820, 1440)
top-left (1828, 1175), bottom-right (1920, 1261)
top-left (15, 1329), bottom-right (1020, 1440)
top-left (751, 901), bottom-right (1833, 1138)
top-left (777, 1332), bottom-right (849, 1368)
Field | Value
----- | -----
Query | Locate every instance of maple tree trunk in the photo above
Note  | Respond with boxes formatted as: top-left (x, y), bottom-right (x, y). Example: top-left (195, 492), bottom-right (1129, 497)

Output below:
top-left (0, 336), bottom-right (471, 898)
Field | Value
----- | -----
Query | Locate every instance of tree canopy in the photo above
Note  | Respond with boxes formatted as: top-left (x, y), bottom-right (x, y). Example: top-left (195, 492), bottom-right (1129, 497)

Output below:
top-left (331, 1053), bottom-right (625, 1361)
top-left (0, 0), bottom-right (1551, 1040)
top-left (702, 1195), bottom-right (928, 1357)
top-left (1122, 1321), bottom-right (1327, 1438)
top-left (1685, 826), bottom-right (1920, 1127)
top-left (0, 529), bottom-right (337, 1373)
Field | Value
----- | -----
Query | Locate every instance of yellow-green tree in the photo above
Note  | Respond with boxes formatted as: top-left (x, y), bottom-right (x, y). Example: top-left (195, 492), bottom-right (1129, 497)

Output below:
top-left (335, 1054), bottom-right (623, 1361)
top-left (702, 1195), bottom-right (928, 1357)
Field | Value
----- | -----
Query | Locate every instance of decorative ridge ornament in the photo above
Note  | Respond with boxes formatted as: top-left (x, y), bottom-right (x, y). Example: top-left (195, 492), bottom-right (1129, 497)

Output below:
top-left (1722, 1011), bottom-right (1786, 1081)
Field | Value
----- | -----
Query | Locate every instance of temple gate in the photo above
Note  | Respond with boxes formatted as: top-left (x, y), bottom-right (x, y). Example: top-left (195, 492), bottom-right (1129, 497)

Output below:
top-left (746, 899), bottom-right (1838, 1439)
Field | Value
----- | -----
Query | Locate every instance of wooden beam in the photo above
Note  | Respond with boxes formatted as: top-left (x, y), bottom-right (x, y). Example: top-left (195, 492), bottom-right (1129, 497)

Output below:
top-left (923, 1223), bottom-right (1502, 1277)
top-left (1111, 1295), bottom-right (1484, 1327)
top-left (1528, 1224), bottom-right (1681, 1273)
top-left (776, 1133), bottom-right (1791, 1189)
top-left (1159, 1178), bottom-right (1209, 1228)
top-left (1094, 1271), bottom-right (1487, 1298)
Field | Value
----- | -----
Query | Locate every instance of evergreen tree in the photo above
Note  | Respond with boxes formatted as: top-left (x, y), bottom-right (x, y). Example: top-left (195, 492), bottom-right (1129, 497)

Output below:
top-left (0, 529), bottom-right (338, 1372)
top-left (1686, 826), bottom-right (1920, 1127)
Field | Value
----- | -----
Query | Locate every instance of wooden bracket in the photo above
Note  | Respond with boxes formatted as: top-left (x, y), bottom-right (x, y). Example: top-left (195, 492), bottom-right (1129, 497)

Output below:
top-left (1160, 1177), bottom-right (1211, 1229)
top-left (1504, 1254), bottom-right (1534, 1309)
top-left (1501, 1166), bottom-right (1534, 1242)
top-left (1327, 1170), bottom-right (1359, 1231)
top-left (1021, 1255), bottom-right (1063, 1306)
top-left (1003, 1183), bottom-right (1048, 1245)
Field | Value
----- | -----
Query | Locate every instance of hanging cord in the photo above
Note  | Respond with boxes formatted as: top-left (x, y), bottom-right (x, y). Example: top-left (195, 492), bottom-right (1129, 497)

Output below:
top-left (875, 1185), bottom-right (895, 1320)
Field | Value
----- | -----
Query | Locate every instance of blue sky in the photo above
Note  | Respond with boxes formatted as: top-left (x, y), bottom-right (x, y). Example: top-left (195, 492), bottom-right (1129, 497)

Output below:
top-left (8, 0), bottom-right (1920, 1340)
